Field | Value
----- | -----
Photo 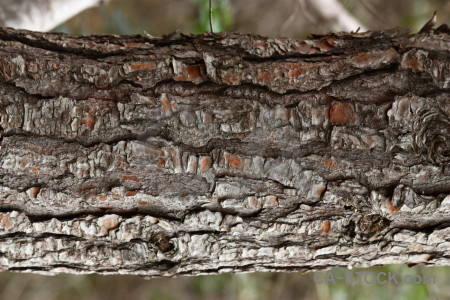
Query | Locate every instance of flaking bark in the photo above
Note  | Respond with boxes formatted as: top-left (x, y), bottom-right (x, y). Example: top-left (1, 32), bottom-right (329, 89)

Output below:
top-left (0, 26), bottom-right (449, 277)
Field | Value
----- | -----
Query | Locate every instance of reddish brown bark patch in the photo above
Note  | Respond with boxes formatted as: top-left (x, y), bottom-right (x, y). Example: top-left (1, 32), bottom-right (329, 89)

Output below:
top-left (185, 65), bottom-right (203, 79)
top-left (0, 214), bottom-right (11, 228)
top-left (161, 94), bottom-right (172, 115)
top-left (328, 102), bottom-right (356, 125)
top-left (31, 186), bottom-right (40, 198)
top-left (316, 185), bottom-right (326, 197)
top-left (256, 71), bottom-right (276, 83)
top-left (316, 38), bottom-right (336, 51)
top-left (288, 69), bottom-right (304, 77)
top-left (120, 175), bottom-right (141, 182)
top-left (199, 156), bottom-right (212, 172)
top-left (323, 159), bottom-right (338, 169)
top-left (81, 116), bottom-right (96, 130)
top-left (224, 153), bottom-right (243, 169)
top-left (403, 56), bottom-right (424, 71)
top-left (128, 61), bottom-right (156, 71)
top-left (80, 184), bottom-right (95, 191)
top-left (321, 220), bottom-right (331, 233)
top-left (386, 201), bottom-right (398, 214)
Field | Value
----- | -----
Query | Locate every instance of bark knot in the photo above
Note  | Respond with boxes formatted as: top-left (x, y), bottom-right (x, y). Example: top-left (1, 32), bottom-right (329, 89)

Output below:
top-left (413, 107), bottom-right (450, 165)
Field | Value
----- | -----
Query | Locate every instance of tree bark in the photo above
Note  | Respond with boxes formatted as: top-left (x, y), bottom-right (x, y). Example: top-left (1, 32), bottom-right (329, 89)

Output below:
top-left (0, 26), bottom-right (449, 277)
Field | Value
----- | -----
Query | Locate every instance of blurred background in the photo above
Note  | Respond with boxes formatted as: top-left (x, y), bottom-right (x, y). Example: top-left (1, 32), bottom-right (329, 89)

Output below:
top-left (0, 0), bottom-right (450, 299)
top-left (1, 0), bottom-right (450, 36)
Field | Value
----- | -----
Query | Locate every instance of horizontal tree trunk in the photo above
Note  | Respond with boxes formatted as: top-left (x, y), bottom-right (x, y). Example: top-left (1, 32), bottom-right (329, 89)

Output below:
top-left (0, 26), bottom-right (449, 277)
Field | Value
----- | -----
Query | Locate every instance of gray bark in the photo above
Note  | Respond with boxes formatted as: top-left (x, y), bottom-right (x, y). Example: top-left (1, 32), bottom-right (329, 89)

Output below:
top-left (0, 26), bottom-right (449, 277)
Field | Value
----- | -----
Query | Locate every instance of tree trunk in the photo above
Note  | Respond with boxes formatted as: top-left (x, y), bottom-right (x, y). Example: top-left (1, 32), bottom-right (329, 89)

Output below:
top-left (0, 26), bottom-right (449, 277)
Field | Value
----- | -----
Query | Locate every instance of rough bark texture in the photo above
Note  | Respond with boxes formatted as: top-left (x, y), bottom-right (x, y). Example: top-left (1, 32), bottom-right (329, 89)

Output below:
top-left (0, 26), bottom-right (449, 277)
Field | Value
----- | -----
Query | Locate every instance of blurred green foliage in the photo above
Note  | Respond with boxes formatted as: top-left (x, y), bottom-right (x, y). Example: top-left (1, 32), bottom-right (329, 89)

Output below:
top-left (0, 264), bottom-right (448, 300)
top-left (310, 264), bottom-right (443, 300)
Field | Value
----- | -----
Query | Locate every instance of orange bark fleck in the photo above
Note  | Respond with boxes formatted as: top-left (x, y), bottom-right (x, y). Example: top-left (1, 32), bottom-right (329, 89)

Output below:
top-left (285, 63), bottom-right (304, 69)
top-left (161, 94), bottom-right (172, 115)
top-left (129, 61), bottom-right (156, 71)
top-left (138, 201), bottom-right (148, 205)
top-left (387, 201), bottom-right (398, 213)
top-left (352, 49), bottom-right (396, 65)
top-left (0, 214), bottom-right (11, 228)
top-left (31, 186), bottom-right (40, 198)
top-left (321, 220), bottom-right (331, 233)
top-left (158, 158), bottom-right (165, 165)
top-left (323, 159), bottom-right (338, 168)
top-left (150, 150), bottom-right (165, 157)
top-left (81, 116), bottom-right (96, 130)
top-left (32, 168), bottom-right (40, 174)
top-left (120, 175), bottom-right (141, 182)
top-left (99, 195), bottom-right (107, 201)
top-left (225, 153), bottom-right (242, 169)
top-left (288, 69), bottom-right (304, 77)
top-left (126, 191), bottom-right (137, 196)
top-left (316, 186), bottom-right (326, 197)
top-left (175, 64), bottom-right (204, 81)
top-left (351, 53), bottom-right (373, 63)
top-left (328, 102), bottom-right (355, 125)
top-left (199, 156), bottom-right (212, 172)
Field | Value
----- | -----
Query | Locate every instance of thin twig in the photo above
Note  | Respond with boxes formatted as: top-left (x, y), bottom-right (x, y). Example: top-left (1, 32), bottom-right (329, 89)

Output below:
top-left (209, 0), bottom-right (214, 33)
